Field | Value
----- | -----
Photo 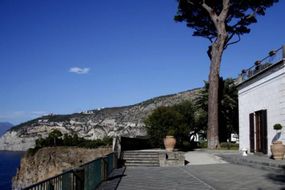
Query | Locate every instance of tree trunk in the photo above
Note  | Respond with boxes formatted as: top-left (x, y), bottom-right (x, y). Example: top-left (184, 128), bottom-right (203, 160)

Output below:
top-left (207, 32), bottom-right (227, 149)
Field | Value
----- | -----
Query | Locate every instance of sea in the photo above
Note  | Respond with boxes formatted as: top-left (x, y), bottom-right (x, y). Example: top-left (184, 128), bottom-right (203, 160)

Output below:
top-left (0, 151), bottom-right (24, 190)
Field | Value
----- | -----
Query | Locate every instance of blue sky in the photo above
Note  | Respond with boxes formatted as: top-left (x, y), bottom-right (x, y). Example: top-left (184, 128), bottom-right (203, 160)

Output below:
top-left (0, 0), bottom-right (284, 125)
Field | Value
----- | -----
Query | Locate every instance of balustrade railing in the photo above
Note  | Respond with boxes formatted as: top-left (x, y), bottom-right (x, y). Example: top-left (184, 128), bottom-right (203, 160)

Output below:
top-left (236, 45), bottom-right (285, 84)
top-left (23, 152), bottom-right (117, 190)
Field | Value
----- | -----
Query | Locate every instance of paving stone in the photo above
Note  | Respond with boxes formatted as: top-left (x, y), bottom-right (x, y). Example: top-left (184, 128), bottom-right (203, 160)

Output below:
top-left (98, 151), bottom-right (285, 190)
top-left (187, 163), bottom-right (285, 190)
top-left (99, 167), bottom-right (214, 190)
top-left (219, 153), bottom-right (285, 173)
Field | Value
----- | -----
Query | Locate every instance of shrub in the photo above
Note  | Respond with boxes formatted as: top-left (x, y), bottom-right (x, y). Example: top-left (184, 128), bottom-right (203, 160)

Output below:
top-left (29, 130), bottom-right (112, 154)
top-left (219, 142), bottom-right (239, 150)
top-left (198, 141), bottom-right (208, 149)
top-left (145, 106), bottom-right (182, 147)
top-left (273, 123), bottom-right (283, 131)
top-left (27, 147), bottom-right (41, 156)
top-left (144, 101), bottom-right (195, 148)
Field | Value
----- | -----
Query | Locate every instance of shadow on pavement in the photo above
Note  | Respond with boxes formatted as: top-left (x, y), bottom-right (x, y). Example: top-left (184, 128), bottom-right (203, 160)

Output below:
top-left (97, 167), bottom-right (126, 190)
top-left (266, 172), bottom-right (285, 188)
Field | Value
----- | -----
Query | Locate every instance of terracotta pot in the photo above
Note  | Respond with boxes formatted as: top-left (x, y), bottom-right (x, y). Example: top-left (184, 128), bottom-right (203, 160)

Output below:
top-left (271, 141), bottom-right (285, 160)
top-left (164, 136), bottom-right (176, 152)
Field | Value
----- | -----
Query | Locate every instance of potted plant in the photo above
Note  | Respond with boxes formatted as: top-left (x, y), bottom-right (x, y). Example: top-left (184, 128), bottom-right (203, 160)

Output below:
top-left (271, 123), bottom-right (285, 160)
top-left (268, 50), bottom-right (276, 56)
top-left (273, 123), bottom-right (283, 132)
top-left (163, 129), bottom-right (176, 152)
top-left (254, 60), bottom-right (261, 66)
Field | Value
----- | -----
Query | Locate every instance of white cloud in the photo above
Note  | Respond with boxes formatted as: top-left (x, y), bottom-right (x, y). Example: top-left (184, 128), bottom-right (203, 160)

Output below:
top-left (69, 67), bottom-right (90, 74)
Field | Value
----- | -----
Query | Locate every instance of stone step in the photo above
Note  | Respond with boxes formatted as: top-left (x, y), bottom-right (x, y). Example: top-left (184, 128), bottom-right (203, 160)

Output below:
top-left (124, 157), bottom-right (158, 161)
top-left (124, 159), bottom-right (159, 163)
top-left (123, 154), bottom-right (159, 159)
top-left (122, 151), bottom-right (160, 167)
top-left (123, 151), bottom-right (160, 155)
top-left (125, 162), bottom-right (160, 167)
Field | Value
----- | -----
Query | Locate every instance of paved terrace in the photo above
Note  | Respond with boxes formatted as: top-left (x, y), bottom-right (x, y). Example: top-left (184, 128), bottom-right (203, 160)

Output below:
top-left (99, 150), bottom-right (285, 190)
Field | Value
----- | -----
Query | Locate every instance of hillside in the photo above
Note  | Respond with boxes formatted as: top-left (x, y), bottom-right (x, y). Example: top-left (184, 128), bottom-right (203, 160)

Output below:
top-left (0, 88), bottom-right (201, 151)
top-left (0, 122), bottom-right (13, 136)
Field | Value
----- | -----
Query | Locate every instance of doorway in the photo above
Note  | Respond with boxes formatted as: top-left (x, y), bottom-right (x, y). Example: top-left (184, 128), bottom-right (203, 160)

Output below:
top-left (249, 110), bottom-right (268, 154)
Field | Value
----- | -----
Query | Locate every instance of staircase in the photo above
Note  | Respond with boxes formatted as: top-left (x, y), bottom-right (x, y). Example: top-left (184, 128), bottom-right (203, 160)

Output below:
top-left (122, 150), bottom-right (160, 167)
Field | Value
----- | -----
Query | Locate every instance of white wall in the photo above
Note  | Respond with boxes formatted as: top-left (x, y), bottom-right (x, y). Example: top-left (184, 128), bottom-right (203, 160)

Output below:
top-left (238, 64), bottom-right (285, 155)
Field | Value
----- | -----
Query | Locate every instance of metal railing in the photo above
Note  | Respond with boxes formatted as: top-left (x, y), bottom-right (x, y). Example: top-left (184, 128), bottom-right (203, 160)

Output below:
top-left (236, 45), bottom-right (285, 84)
top-left (23, 152), bottom-right (117, 190)
top-left (112, 136), bottom-right (121, 159)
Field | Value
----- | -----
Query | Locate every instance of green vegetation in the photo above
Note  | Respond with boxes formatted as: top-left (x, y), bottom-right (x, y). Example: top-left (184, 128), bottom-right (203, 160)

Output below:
top-left (145, 78), bottom-right (238, 149)
top-left (196, 141), bottom-right (238, 150)
top-left (273, 123), bottom-right (283, 131)
top-left (144, 101), bottom-right (196, 148)
top-left (219, 142), bottom-right (239, 150)
top-left (27, 129), bottom-right (112, 156)
top-left (198, 141), bottom-right (208, 149)
top-left (10, 118), bottom-right (39, 131)
top-left (196, 78), bottom-right (239, 143)
top-left (10, 113), bottom-right (85, 132)
top-left (41, 114), bottom-right (72, 122)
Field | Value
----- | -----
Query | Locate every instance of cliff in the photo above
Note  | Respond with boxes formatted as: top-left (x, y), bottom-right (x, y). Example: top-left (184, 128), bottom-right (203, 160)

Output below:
top-left (12, 147), bottom-right (112, 189)
top-left (0, 88), bottom-right (201, 151)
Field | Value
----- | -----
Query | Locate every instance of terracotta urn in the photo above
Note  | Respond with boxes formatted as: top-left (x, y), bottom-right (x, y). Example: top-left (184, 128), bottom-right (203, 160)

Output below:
top-left (271, 141), bottom-right (285, 160)
top-left (164, 136), bottom-right (176, 152)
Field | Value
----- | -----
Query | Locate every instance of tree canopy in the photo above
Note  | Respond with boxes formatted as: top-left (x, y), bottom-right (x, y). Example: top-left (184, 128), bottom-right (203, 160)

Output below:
top-left (175, 0), bottom-right (278, 51)
top-left (195, 78), bottom-right (238, 142)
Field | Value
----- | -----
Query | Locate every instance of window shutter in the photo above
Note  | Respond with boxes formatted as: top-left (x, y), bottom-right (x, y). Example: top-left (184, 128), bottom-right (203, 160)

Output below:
top-left (249, 113), bottom-right (255, 153)
top-left (260, 110), bottom-right (268, 154)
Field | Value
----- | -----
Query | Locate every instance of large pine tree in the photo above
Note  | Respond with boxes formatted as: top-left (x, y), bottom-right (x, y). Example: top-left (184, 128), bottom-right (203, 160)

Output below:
top-left (175, 0), bottom-right (278, 149)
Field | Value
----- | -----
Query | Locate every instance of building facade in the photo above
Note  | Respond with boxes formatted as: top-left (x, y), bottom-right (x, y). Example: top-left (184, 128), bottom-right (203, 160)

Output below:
top-left (237, 45), bottom-right (285, 155)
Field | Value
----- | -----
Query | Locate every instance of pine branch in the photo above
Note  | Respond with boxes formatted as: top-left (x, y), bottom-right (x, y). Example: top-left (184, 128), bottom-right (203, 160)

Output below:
top-left (201, 0), bottom-right (219, 30)
top-left (219, 0), bottom-right (230, 21)
top-left (224, 34), bottom-right (241, 50)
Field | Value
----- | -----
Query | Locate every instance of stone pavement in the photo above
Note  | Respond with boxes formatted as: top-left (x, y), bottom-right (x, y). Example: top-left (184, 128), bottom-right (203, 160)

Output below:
top-left (99, 166), bottom-right (214, 190)
top-left (188, 164), bottom-right (285, 190)
top-left (184, 151), bottom-right (227, 165)
top-left (219, 153), bottom-right (285, 173)
top-left (98, 151), bottom-right (285, 190)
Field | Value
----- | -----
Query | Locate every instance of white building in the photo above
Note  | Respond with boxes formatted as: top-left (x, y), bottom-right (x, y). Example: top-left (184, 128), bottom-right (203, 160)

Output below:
top-left (237, 45), bottom-right (285, 155)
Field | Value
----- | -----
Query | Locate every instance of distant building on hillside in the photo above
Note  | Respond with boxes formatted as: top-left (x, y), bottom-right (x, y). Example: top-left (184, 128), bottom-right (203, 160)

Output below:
top-left (236, 45), bottom-right (285, 155)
